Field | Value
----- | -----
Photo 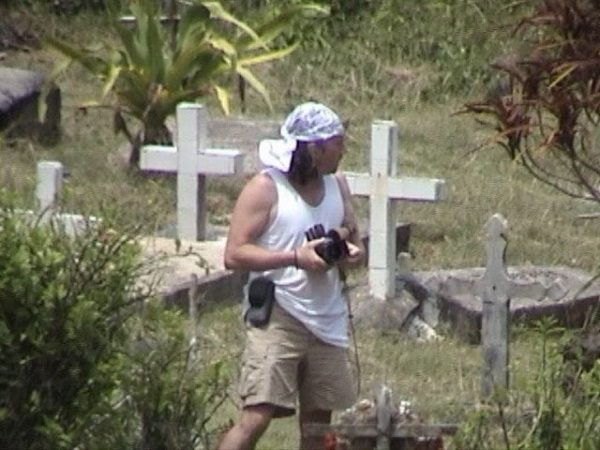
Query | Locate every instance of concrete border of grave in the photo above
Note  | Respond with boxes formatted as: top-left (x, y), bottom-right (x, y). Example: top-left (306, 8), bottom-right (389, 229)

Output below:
top-left (419, 265), bottom-right (600, 344)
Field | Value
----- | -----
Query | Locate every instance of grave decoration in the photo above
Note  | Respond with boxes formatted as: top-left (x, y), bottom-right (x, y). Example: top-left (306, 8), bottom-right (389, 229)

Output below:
top-left (303, 384), bottom-right (457, 450)
top-left (405, 214), bottom-right (600, 398)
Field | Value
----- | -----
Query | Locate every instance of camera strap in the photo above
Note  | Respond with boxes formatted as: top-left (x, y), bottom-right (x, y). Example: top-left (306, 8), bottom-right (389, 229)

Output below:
top-left (340, 267), bottom-right (362, 399)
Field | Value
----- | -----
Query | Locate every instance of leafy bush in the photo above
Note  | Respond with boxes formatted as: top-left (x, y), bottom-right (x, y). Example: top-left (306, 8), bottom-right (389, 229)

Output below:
top-left (454, 319), bottom-right (600, 450)
top-left (0, 192), bottom-right (232, 449)
top-left (0, 192), bottom-right (145, 449)
top-left (464, 0), bottom-right (600, 203)
top-left (116, 300), bottom-right (231, 450)
top-left (46, 0), bottom-right (327, 166)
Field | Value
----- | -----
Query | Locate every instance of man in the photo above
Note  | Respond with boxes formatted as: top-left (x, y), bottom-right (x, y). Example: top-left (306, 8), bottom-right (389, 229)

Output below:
top-left (220, 102), bottom-right (365, 450)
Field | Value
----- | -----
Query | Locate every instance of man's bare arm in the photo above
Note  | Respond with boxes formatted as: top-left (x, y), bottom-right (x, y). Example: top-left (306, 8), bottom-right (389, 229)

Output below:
top-left (224, 173), bottom-right (291, 271)
top-left (224, 173), bottom-right (329, 272)
top-left (335, 171), bottom-right (366, 267)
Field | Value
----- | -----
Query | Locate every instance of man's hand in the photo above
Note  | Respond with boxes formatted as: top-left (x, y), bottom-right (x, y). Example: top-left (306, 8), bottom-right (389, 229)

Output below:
top-left (343, 241), bottom-right (365, 266)
top-left (296, 238), bottom-right (331, 272)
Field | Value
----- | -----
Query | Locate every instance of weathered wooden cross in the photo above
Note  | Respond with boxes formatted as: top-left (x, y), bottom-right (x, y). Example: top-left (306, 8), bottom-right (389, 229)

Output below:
top-left (476, 214), bottom-right (511, 398)
top-left (344, 120), bottom-right (447, 299)
top-left (140, 103), bottom-right (245, 241)
top-left (474, 213), bottom-right (568, 397)
top-left (303, 384), bottom-right (457, 450)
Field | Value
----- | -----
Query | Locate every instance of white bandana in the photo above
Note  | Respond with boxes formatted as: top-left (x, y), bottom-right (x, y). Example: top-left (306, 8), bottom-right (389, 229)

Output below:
top-left (258, 102), bottom-right (344, 172)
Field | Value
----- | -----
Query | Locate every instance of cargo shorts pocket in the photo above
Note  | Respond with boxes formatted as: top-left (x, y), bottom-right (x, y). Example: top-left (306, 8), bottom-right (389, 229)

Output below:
top-left (239, 346), bottom-right (268, 400)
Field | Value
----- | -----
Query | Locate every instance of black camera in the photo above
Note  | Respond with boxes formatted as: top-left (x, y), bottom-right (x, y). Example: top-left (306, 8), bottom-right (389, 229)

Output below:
top-left (305, 225), bottom-right (349, 265)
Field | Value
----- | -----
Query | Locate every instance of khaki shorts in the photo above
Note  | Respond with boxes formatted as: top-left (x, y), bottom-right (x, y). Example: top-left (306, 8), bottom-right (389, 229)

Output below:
top-left (239, 302), bottom-right (356, 417)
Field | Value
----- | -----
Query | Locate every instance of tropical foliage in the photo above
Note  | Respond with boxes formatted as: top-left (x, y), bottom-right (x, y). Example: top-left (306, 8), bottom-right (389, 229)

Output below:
top-left (0, 192), bottom-right (144, 449)
top-left (46, 0), bottom-right (327, 166)
top-left (464, 0), bottom-right (600, 203)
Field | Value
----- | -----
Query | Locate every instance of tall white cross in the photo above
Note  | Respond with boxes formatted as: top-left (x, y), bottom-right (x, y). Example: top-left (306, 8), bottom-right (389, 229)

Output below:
top-left (345, 120), bottom-right (447, 299)
top-left (140, 103), bottom-right (245, 241)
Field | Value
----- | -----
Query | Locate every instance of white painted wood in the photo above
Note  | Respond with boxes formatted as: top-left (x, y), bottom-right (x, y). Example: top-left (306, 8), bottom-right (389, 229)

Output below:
top-left (33, 161), bottom-right (99, 235)
top-left (36, 161), bottom-right (63, 220)
top-left (197, 149), bottom-right (245, 174)
top-left (345, 174), bottom-right (447, 202)
top-left (141, 146), bottom-right (244, 176)
top-left (140, 145), bottom-right (178, 171)
top-left (177, 103), bottom-right (206, 241)
top-left (344, 121), bottom-right (447, 299)
top-left (139, 103), bottom-right (245, 241)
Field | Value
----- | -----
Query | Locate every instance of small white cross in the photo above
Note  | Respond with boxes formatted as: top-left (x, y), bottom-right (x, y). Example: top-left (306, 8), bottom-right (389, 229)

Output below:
top-left (34, 161), bottom-right (99, 234)
top-left (345, 120), bottom-right (447, 299)
top-left (140, 103), bottom-right (245, 241)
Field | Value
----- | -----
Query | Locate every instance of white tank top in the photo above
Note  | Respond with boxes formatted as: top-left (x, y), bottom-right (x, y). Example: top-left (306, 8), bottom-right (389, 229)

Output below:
top-left (245, 168), bottom-right (348, 347)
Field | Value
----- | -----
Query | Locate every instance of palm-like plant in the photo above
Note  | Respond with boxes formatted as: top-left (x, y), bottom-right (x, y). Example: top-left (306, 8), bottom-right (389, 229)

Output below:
top-left (46, 0), bottom-right (327, 166)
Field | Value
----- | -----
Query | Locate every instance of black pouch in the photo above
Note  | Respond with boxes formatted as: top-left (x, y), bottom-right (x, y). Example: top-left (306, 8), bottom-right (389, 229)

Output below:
top-left (245, 277), bottom-right (276, 327)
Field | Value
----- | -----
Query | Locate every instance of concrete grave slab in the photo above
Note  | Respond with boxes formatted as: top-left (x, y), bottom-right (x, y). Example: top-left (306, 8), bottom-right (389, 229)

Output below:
top-left (416, 266), bottom-right (600, 343)
top-left (136, 234), bottom-right (248, 311)
top-left (0, 67), bottom-right (61, 143)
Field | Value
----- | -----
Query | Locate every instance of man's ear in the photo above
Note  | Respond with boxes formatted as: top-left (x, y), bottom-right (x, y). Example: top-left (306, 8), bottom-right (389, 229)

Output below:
top-left (306, 141), bottom-right (323, 162)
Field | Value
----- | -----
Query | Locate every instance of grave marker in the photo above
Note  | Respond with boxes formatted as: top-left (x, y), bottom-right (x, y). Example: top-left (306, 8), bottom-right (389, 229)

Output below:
top-left (140, 103), bottom-right (245, 241)
top-left (344, 120), bottom-right (447, 299)
top-left (302, 384), bottom-right (456, 450)
top-left (33, 161), bottom-right (98, 234)
top-left (36, 161), bottom-right (63, 222)
top-left (476, 213), bottom-right (510, 398)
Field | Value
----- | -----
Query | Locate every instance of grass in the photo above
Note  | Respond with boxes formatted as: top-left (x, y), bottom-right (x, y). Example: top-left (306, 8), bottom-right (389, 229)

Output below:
top-left (2, 3), bottom-right (600, 449)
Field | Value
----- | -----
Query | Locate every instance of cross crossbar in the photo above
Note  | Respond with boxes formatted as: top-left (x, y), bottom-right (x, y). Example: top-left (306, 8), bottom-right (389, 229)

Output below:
top-left (139, 103), bottom-right (245, 241)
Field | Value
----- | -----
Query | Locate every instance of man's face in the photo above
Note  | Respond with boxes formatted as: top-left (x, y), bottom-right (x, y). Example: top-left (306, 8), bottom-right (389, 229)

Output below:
top-left (318, 135), bottom-right (345, 173)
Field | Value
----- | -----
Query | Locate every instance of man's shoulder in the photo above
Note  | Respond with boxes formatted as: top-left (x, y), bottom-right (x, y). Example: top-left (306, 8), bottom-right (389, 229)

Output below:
top-left (242, 170), bottom-right (278, 201)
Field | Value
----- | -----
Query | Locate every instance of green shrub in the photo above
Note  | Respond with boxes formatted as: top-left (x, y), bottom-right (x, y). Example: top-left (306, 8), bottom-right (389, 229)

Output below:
top-left (46, 0), bottom-right (327, 166)
top-left (112, 300), bottom-right (231, 450)
top-left (0, 192), bottom-right (144, 449)
top-left (453, 319), bottom-right (600, 450)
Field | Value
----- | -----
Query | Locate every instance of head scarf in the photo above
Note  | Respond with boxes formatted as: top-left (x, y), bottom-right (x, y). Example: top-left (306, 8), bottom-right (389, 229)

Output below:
top-left (258, 102), bottom-right (344, 172)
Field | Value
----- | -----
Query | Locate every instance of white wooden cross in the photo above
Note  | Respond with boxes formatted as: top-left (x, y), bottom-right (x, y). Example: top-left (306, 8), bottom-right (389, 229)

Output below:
top-left (140, 103), bottom-right (245, 241)
top-left (34, 160), bottom-right (99, 234)
top-left (345, 120), bottom-right (447, 300)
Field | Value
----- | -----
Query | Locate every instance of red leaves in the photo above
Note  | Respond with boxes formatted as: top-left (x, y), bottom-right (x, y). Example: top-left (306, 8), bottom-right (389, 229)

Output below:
top-left (464, 0), bottom-right (600, 199)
